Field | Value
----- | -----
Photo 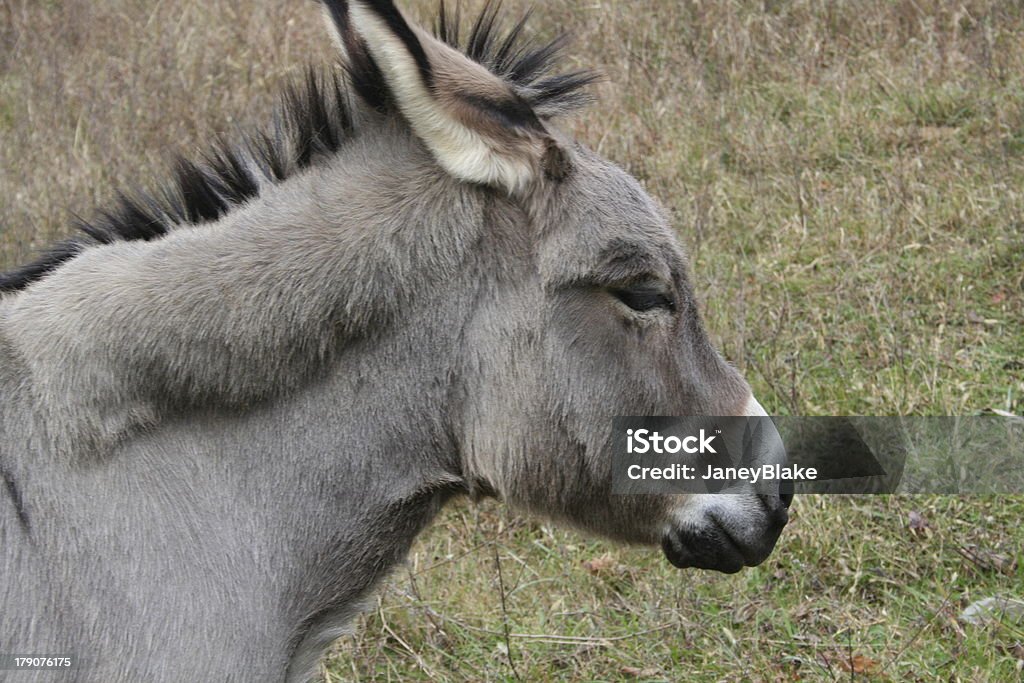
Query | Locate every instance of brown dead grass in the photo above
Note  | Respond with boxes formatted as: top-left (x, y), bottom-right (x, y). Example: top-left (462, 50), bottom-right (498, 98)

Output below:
top-left (0, 0), bottom-right (325, 263)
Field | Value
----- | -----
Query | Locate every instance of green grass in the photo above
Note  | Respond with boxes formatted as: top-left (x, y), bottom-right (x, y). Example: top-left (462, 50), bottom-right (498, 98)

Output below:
top-left (2, 0), bottom-right (1023, 680)
top-left (329, 496), bottom-right (1024, 681)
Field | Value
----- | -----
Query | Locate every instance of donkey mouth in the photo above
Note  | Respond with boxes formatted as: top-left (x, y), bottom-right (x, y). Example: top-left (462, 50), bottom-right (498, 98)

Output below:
top-left (660, 514), bottom-right (783, 574)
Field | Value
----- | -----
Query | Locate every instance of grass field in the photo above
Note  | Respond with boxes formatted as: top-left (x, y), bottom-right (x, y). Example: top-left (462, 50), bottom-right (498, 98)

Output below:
top-left (2, 0), bottom-right (1023, 680)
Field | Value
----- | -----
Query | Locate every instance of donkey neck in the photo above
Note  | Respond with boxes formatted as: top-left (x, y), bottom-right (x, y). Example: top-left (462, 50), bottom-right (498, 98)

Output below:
top-left (0, 119), bottom-right (524, 678)
top-left (0, 332), bottom-right (468, 681)
top-left (0, 120), bottom-right (495, 457)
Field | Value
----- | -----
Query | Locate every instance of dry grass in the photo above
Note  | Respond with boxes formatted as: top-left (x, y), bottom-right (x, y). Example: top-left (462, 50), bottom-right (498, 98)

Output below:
top-left (2, 0), bottom-right (1023, 680)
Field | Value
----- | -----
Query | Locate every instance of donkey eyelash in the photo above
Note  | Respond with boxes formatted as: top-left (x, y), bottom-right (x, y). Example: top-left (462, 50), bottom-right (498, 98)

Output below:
top-left (610, 286), bottom-right (676, 313)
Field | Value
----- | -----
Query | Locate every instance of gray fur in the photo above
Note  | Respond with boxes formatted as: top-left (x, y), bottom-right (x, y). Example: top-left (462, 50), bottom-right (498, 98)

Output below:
top-left (0, 4), bottom-right (788, 681)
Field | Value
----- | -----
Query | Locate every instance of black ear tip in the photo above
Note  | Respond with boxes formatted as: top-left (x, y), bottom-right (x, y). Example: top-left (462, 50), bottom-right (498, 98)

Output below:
top-left (321, 0), bottom-right (352, 33)
top-left (344, 0), bottom-right (435, 88)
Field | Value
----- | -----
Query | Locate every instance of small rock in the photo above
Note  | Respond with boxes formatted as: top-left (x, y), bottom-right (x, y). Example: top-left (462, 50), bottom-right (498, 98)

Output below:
top-left (960, 597), bottom-right (1024, 625)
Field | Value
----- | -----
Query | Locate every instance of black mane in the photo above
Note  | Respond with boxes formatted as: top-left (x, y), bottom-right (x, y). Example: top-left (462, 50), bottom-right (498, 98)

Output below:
top-left (0, 1), bottom-right (595, 294)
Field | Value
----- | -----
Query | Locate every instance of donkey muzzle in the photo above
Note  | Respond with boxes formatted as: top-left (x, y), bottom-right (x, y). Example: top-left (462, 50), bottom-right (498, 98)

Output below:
top-left (661, 491), bottom-right (791, 574)
top-left (661, 400), bottom-right (792, 574)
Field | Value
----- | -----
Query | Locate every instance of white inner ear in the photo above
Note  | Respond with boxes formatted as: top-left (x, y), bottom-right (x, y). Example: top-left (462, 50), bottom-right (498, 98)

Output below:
top-left (349, 2), bottom-right (539, 194)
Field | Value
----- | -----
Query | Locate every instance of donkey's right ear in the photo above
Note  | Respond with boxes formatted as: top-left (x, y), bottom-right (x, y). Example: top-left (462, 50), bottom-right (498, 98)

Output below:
top-left (320, 0), bottom-right (572, 195)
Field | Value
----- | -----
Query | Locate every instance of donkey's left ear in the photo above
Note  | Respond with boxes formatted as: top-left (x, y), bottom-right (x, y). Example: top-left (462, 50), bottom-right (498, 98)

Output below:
top-left (324, 0), bottom-right (571, 194)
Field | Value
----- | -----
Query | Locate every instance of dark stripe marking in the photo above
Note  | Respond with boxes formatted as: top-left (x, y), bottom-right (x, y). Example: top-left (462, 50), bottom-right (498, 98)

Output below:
top-left (1, 465), bottom-right (30, 534)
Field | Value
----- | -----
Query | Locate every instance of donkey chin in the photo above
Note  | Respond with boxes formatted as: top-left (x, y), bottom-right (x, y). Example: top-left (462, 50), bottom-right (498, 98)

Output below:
top-left (660, 396), bottom-right (792, 574)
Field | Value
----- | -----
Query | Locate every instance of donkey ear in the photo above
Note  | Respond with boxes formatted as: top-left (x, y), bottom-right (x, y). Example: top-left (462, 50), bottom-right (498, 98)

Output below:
top-left (323, 0), bottom-right (569, 194)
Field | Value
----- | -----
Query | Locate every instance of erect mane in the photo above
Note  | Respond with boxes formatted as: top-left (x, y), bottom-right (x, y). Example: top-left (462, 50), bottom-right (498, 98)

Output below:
top-left (0, 1), bottom-right (596, 294)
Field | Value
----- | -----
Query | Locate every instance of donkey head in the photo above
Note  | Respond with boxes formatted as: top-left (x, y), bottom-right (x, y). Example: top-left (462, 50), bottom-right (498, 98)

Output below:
top-left (328, 0), bottom-right (789, 574)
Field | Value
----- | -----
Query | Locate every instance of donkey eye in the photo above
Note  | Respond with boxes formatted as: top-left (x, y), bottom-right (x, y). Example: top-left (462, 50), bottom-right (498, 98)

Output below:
top-left (610, 285), bottom-right (676, 313)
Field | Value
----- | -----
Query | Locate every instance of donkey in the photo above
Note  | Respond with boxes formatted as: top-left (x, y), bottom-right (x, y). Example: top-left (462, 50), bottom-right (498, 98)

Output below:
top-left (0, 1), bottom-right (791, 680)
